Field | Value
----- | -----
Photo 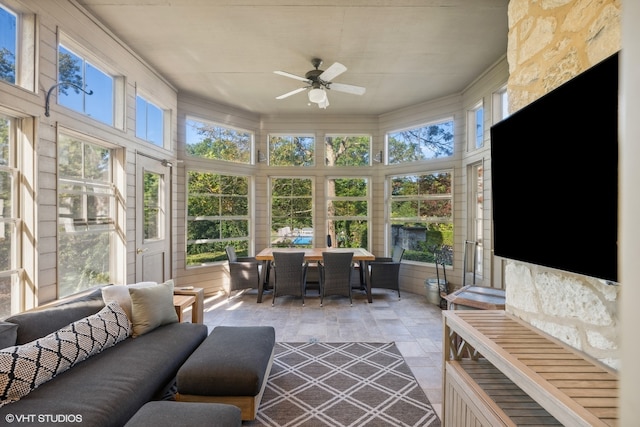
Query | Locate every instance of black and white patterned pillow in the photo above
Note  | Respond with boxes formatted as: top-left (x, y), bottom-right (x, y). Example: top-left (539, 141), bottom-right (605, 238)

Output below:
top-left (0, 301), bottom-right (131, 407)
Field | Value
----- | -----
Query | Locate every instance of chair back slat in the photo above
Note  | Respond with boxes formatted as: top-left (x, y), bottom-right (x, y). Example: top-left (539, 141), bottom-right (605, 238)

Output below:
top-left (320, 252), bottom-right (354, 306)
top-left (392, 245), bottom-right (405, 263)
top-left (272, 251), bottom-right (308, 305)
top-left (225, 246), bottom-right (237, 262)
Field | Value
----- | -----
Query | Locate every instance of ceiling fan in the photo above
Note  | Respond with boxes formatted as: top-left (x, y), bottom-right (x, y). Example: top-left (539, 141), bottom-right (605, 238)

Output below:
top-left (274, 58), bottom-right (366, 109)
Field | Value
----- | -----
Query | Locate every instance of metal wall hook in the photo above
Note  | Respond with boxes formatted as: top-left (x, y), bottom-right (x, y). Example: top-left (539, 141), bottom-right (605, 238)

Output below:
top-left (45, 82), bottom-right (94, 117)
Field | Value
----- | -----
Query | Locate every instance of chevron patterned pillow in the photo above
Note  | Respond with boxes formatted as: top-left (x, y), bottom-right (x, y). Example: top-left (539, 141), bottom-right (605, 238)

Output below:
top-left (0, 301), bottom-right (131, 407)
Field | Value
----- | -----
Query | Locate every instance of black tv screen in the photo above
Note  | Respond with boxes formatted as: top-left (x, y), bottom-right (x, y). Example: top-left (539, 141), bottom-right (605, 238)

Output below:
top-left (490, 51), bottom-right (619, 283)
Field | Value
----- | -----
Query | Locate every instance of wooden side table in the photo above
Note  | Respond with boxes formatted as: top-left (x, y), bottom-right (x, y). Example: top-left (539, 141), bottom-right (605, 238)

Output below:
top-left (173, 286), bottom-right (205, 324)
top-left (173, 295), bottom-right (197, 323)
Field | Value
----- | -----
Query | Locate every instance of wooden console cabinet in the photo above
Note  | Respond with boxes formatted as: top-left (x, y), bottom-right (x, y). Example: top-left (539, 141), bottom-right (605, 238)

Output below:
top-left (442, 310), bottom-right (618, 426)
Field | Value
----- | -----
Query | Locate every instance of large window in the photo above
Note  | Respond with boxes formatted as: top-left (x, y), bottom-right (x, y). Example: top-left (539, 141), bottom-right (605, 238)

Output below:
top-left (270, 177), bottom-right (313, 247)
top-left (389, 172), bottom-right (453, 264)
top-left (186, 118), bottom-right (253, 164)
top-left (325, 135), bottom-right (371, 166)
top-left (58, 134), bottom-right (116, 297)
top-left (0, 114), bottom-right (20, 317)
top-left (387, 119), bottom-right (454, 164)
top-left (136, 94), bottom-right (164, 147)
top-left (57, 44), bottom-right (114, 125)
top-left (327, 177), bottom-right (369, 250)
top-left (186, 172), bottom-right (250, 266)
top-left (269, 135), bottom-right (314, 166)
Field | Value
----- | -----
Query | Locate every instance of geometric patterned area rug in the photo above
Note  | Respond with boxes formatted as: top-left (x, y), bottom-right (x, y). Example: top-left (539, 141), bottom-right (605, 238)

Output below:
top-left (245, 342), bottom-right (441, 427)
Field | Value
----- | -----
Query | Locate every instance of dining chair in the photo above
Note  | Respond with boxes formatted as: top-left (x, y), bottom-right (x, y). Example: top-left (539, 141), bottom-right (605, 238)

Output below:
top-left (369, 246), bottom-right (405, 299)
top-left (318, 251), bottom-right (354, 306)
top-left (373, 245), bottom-right (405, 263)
top-left (272, 251), bottom-right (308, 306)
top-left (225, 246), bottom-right (261, 299)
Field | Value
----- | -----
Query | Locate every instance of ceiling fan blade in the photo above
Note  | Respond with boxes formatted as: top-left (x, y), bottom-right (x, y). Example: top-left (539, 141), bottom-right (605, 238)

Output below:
top-left (328, 82), bottom-right (366, 96)
top-left (274, 70), bottom-right (309, 82)
top-left (318, 62), bottom-right (347, 82)
top-left (275, 87), bottom-right (307, 99)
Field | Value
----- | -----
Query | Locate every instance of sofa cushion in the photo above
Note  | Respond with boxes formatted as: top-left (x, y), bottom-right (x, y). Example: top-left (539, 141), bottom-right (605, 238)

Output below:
top-left (5, 288), bottom-right (105, 345)
top-left (0, 302), bottom-right (130, 407)
top-left (0, 322), bottom-right (208, 427)
top-left (125, 401), bottom-right (242, 427)
top-left (177, 326), bottom-right (276, 397)
top-left (0, 323), bottom-right (18, 350)
top-left (129, 280), bottom-right (178, 337)
top-left (101, 281), bottom-right (158, 320)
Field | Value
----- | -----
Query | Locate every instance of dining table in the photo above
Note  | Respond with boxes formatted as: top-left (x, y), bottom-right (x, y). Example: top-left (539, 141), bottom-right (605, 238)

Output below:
top-left (255, 247), bottom-right (376, 303)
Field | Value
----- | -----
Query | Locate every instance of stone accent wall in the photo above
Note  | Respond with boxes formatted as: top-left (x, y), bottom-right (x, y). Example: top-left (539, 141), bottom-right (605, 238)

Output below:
top-left (504, 0), bottom-right (621, 368)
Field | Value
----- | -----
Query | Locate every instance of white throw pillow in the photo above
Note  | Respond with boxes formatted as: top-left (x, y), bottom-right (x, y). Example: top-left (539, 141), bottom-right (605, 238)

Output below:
top-left (0, 302), bottom-right (130, 407)
top-left (101, 281), bottom-right (158, 320)
top-left (128, 280), bottom-right (178, 337)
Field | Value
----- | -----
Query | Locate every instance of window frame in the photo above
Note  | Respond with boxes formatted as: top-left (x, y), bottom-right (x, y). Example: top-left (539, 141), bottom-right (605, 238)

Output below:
top-left (492, 85), bottom-right (510, 123)
top-left (0, 3), bottom-right (35, 91)
top-left (57, 130), bottom-right (121, 297)
top-left (268, 134), bottom-right (315, 167)
top-left (56, 32), bottom-right (125, 129)
top-left (324, 134), bottom-right (372, 167)
top-left (467, 161), bottom-right (484, 279)
top-left (467, 100), bottom-right (484, 151)
top-left (386, 118), bottom-right (455, 165)
top-left (185, 116), bottom-right (254, 165)
top-left (135, 91), bottom-right (167, 148)
top-left (326, 176), bottom-right (371, 251)
top-left (0, 112), bottom-right (23, 317)
top-left (387, 170), bottom-right (454, 265)
top-left (185, 169), bottom-right (252, 267)
top-left (269, 176), bottom-right (315, 248)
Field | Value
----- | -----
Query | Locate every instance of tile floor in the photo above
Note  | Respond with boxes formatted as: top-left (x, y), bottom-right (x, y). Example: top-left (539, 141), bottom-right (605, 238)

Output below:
top-left (200, 287), bottom-right (444, 420)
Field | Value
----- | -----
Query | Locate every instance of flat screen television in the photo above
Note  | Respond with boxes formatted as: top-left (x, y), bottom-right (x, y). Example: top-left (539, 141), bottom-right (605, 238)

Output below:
top-left (490, 51), bottom-right (619, 283)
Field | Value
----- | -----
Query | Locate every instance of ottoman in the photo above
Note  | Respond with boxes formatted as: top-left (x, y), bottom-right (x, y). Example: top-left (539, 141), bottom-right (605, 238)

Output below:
top-left (124, 401), bottom-right (241, 426)
top-left (176, 326), bottom-right (276, 421)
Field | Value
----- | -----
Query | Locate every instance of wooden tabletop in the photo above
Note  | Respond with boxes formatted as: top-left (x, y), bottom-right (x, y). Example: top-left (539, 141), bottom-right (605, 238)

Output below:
top-left (255, 247), bottom-right (375, 262)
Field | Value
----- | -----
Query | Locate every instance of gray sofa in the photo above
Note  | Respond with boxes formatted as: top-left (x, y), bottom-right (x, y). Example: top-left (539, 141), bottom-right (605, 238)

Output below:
top-left (0, 288), bottom-right (238, 426)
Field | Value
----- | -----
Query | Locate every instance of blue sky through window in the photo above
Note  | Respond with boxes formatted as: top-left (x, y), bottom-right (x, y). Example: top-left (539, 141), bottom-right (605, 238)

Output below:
top-left (136, 95), bottom-right (163, 146)
top-left (0, 5), bottom-right (17, 84)
top-left (475, 107), bottom-right (484, 148)
top-left (58, 45), bottom-right (113, 125)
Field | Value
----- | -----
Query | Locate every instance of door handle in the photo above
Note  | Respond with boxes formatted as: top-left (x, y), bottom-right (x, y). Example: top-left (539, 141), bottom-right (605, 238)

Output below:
top-left (136, 247), bottom-right (149, 254)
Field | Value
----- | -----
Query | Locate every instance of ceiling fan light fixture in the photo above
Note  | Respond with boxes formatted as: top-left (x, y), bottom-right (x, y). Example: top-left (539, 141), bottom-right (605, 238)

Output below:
top-left (308, 87), bottom-right (326, 104)
top-left (318, 95), bottom-right (330, 109)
